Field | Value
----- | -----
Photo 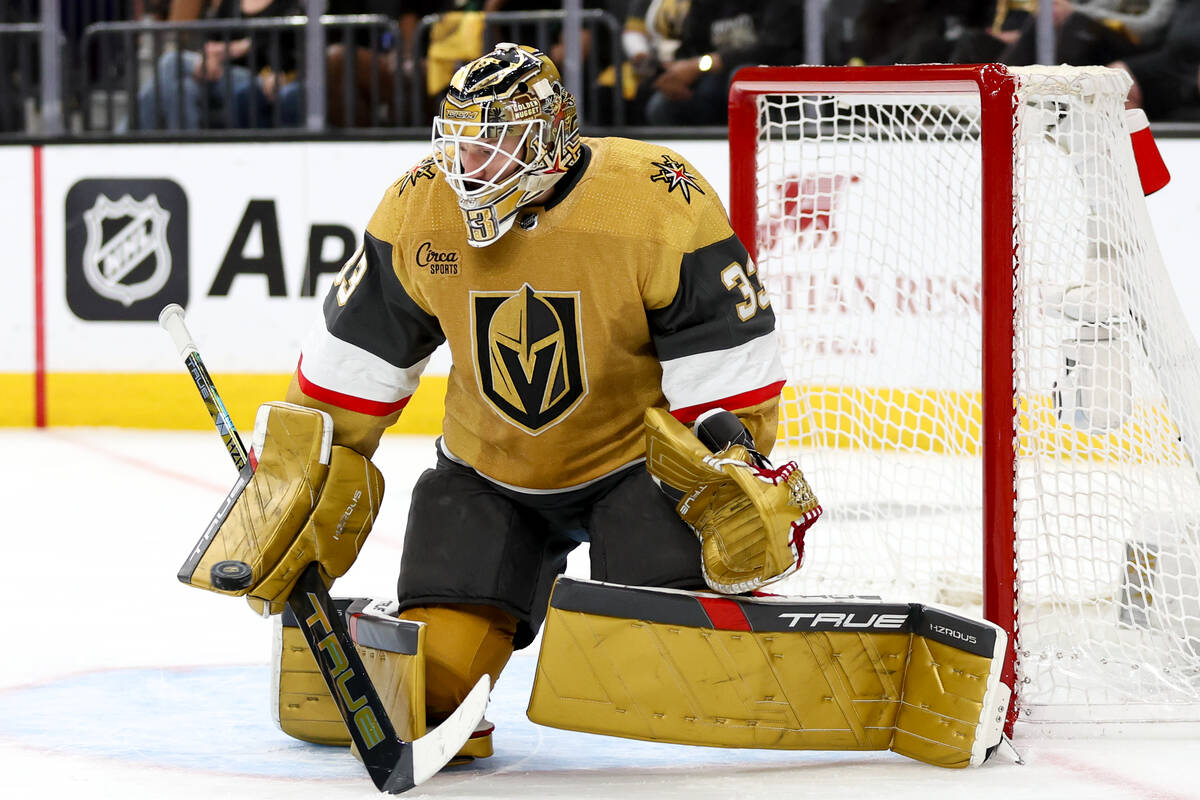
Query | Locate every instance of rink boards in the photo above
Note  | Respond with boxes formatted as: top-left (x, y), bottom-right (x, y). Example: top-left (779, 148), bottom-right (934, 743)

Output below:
top-left (0, 137), bottom-right (1197, 430)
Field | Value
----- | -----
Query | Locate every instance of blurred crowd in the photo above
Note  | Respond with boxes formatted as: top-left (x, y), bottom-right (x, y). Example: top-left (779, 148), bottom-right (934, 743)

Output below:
top-left (2, 0), bottom-right (1198, 134)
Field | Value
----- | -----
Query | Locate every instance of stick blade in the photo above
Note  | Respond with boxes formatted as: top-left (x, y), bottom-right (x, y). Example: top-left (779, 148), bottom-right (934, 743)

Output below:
top-left (386, 675), bottom-right (490, 792)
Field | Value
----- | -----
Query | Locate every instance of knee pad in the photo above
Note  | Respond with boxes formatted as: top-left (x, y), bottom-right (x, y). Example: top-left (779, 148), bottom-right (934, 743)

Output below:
top-left (273, 598), bottom-right (424, 747)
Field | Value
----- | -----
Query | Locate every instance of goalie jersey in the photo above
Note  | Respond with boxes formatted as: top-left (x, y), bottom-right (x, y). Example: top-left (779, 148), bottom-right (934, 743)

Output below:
top-left (287, 137), bottom-right (786, 491)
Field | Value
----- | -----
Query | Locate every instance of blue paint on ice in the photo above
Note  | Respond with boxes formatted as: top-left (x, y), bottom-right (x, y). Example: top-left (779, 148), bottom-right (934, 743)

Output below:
top-left (0, 652), bottom-right (848, 779)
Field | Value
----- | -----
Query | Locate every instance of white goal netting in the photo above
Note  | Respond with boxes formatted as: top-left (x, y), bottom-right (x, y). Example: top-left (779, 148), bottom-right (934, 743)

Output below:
top-left (744, 65), bottom-right (1200, 727)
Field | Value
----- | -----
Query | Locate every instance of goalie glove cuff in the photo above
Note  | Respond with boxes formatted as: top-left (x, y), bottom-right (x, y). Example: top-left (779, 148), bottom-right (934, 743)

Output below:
top-left (694, 408), bottom-right (769, 468)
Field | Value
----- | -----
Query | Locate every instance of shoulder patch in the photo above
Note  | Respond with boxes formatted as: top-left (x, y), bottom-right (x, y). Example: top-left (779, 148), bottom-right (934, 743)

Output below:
top-left (395, 156), bottom-right (438, 197)
top-left (650, 154), bottom-right (706, 203)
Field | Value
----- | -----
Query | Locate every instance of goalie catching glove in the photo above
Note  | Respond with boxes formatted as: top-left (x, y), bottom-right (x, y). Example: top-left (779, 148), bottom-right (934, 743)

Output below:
top-left (180, 401), bottom-right (383, 614)
top-left (644, 407), bottom-right (821, 594)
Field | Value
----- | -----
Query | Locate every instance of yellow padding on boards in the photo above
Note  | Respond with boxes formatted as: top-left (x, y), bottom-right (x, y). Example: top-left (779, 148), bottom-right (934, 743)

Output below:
top-left (11, 372), bottom-right (447, 433)
top-left (13, 371), bottom-right (1180, 470)
top-left (0, 374), bottom-right (35, 426)
top-left (528, 590), bottom-right (1001, 768)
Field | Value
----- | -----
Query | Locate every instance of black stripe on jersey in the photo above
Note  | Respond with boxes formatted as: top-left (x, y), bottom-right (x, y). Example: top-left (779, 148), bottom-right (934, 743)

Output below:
top-left (646, 233), bottom-right (776, 361)
top-left (541, 144), bottom-right (591, 212)
top-left (322, 231), bottom-right (445, 369)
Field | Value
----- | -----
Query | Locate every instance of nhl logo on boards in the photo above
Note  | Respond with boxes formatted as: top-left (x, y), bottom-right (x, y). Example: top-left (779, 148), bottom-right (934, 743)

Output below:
top-left (65, 178), bottom-right (188, 321)
top-left (83, 194), bottom-right (171, 305)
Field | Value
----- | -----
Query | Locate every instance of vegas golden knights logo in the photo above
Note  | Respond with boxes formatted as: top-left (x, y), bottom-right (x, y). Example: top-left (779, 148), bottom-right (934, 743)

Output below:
top-left (472, 284), bottom-right (587, 434)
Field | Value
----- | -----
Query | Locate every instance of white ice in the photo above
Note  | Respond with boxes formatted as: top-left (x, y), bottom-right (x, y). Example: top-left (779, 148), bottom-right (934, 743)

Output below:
top-left (1, 428), bottom-right (1196, 800)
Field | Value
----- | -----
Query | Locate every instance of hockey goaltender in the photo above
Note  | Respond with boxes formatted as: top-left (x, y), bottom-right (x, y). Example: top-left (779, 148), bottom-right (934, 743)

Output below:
top-left (175, 42), bottom-right (1012, 790)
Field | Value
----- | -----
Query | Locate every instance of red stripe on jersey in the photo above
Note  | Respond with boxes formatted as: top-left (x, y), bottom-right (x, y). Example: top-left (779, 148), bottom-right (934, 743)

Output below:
top-left (670, 380), bottom-right (785, 424)
top-left (697, 597), bottom-right (753, 631)
top-left (296, 356), bottom-right (411, 417)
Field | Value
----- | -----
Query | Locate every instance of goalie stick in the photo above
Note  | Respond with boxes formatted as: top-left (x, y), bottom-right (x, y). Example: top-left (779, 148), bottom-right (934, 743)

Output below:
top-left (157, 303), bottom-right (488, 793)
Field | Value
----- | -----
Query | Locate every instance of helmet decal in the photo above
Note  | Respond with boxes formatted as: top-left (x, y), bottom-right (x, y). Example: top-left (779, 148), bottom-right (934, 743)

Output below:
top-left (432, 43), bottom-right (582, 247)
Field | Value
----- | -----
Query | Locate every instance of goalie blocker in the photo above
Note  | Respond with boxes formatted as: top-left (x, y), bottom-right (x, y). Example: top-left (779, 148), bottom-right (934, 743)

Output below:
top-left (528, 578), bottom-right (1010, 768)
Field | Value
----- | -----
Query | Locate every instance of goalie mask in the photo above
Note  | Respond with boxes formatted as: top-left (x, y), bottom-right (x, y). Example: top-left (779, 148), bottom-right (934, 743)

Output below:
top-left (432, 43), bottom-right (582, 247)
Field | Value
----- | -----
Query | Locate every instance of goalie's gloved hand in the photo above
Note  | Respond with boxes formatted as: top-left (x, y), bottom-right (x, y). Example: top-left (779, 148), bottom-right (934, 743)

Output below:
top-left (655, 409), bottom-right (767, 505)
top-left (180, 402), bottom-right (384, 615)
top-left (644, 407), bottom-right (822, 594)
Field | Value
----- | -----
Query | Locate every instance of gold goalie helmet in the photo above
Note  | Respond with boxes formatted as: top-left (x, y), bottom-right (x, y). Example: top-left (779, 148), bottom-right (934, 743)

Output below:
top-left (432, 43), bottom-right (582, 247)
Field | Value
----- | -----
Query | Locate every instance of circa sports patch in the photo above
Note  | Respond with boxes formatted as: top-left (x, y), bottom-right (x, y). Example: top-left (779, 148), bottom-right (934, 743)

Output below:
top-left (470, 283), bottom-right (588, 435)
top-left (650, 155), bottom-right (705, 203)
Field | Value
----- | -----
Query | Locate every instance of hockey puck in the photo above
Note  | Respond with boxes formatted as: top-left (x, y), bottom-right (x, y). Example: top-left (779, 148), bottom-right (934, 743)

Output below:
top-left (211, 560), bottom-right (254, 590)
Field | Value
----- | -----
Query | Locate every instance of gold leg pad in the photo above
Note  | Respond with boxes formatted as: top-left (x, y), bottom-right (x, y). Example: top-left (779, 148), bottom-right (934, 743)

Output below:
top-left (527, 578), bottom-right (1009, 767)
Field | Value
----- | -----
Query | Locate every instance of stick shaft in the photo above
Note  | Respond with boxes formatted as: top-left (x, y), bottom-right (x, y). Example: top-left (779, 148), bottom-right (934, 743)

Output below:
top-left (159, 303), bottom-right (252, 475)
top-left (159, 303), bottom-right (424, 792)
top-left (183, 349), bottom-right (252, 474)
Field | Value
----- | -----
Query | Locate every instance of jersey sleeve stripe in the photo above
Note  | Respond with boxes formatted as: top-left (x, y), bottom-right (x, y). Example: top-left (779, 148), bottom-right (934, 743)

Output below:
top-left (670, 380), bottom-right (786, 424)
top-left (296, 315), bottom-right (428, 413)
top-left (646, 233), bottom-right (775, 360)
top-left (297, 355), bottom-right (413, 417)
top-left (660, 330), bottom-right (786, 414)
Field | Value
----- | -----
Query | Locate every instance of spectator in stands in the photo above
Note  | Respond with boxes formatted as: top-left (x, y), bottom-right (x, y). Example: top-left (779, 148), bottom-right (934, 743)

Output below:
top-left (121, 0), bottom-right (300, 131)
top-left (481, 0), bottom-right (558, 54)
top-left (933, 1), bottom-right (1035, 64)
top-left (821, 0), bottom-right (992, 66)
top-left (268, 0), bottom-right (450, 128)
top-left (1002, 0), bottom-right (1175, 66)
top-left (621, 0), bottom-right (690, 123)
top-left (424, 0), bottom-right (624, 125)
top-left (623, 0), bottom-right (689, 71)
top-left (0, 0), bottom-right (37, 131)
top-left (1113, 0), bottom-right (1200, 119)
top-left (644, 0), bottom-right (807, 126)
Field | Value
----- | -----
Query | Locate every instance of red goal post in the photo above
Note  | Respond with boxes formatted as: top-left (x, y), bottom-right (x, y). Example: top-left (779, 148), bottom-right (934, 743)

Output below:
top-left (728, 64), bottom-right (1200, 734)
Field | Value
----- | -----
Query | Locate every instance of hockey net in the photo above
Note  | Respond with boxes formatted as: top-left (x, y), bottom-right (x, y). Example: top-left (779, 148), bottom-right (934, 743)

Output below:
top-left (729, 64), bottom-right (1200, 731)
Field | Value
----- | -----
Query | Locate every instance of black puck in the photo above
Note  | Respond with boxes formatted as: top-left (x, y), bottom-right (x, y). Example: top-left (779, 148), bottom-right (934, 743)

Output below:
top-left (211, 560), bottom-right (254, 591)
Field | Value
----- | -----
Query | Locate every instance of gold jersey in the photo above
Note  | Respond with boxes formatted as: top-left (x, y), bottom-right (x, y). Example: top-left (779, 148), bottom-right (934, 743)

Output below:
top-left (288, 137), bottom-right (784, 491)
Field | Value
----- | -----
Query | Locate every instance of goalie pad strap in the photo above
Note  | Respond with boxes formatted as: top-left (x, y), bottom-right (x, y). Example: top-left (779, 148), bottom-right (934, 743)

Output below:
top-left (548, 579), bottom-right (997, 658)
top-left (528, 578), bottom-right (1008, 768)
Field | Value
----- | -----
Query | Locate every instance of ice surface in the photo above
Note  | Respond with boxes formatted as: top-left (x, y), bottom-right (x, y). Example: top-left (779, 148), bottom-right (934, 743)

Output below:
top-left (0, 429), bottom-right (1195, 800)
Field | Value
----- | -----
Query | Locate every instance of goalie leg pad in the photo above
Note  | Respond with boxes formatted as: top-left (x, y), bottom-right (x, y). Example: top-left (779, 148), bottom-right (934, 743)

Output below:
top-left (273, 598), bottom-right (425, 747)
top-left (274, 601), bottom-right (513, 763)
top-left (527, 578), bottom-right (1008, 768)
